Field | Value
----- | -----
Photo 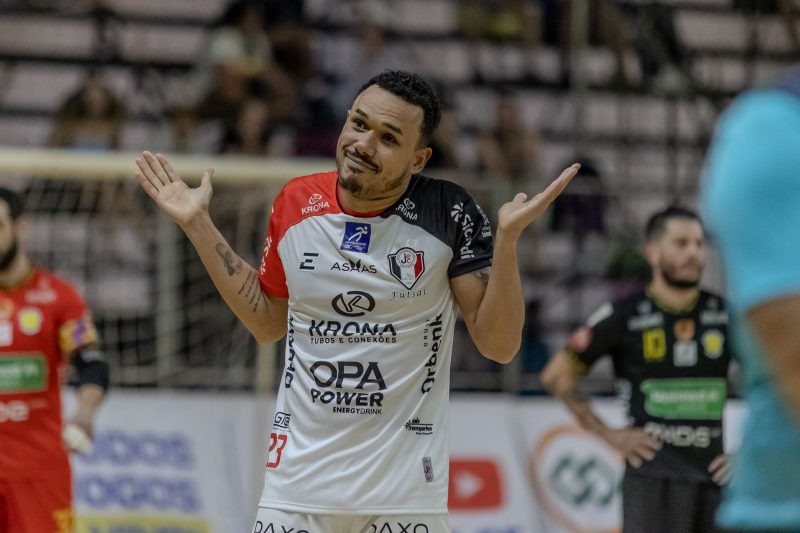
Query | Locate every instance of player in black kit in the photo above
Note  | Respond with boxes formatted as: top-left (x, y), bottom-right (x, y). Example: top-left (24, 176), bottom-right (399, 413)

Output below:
top-left (542, 206), bottom-right (733, 533)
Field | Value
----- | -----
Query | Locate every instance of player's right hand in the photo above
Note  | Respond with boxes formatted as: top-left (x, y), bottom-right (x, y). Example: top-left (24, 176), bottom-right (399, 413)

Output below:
top-left (136, 151), bottom-right (214, 228)
top-left (601, 428), bottom-right (662, 468)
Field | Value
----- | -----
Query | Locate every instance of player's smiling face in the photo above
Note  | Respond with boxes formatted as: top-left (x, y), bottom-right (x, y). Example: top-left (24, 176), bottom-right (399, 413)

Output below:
top-left (336, 85), bottom-right (431, 201)
top-left (653, 218), bottom-right (706, 288)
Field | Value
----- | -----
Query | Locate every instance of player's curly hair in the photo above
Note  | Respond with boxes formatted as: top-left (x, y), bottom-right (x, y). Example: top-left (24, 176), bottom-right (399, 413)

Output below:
top-left (357, 70), bottom-right (442, 147)
top-left (0, 188), bottom-right (23, 220)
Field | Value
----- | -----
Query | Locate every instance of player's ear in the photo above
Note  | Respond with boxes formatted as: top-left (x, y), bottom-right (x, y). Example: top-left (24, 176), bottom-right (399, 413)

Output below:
top-left (644, 241), bottom-right (659, 268)
top-left (411, 146), bottom-right (432, 175)
top-left (14, 217), bottom-right (29, 240)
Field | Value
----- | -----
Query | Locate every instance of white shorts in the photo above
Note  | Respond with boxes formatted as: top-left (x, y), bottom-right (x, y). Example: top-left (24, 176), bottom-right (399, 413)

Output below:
top-left (251, 507), bottom-right (450, 533)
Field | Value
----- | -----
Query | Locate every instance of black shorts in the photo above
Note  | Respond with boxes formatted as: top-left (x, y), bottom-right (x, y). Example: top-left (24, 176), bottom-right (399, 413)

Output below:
top-left (622, 473), bottom-right (721, 533)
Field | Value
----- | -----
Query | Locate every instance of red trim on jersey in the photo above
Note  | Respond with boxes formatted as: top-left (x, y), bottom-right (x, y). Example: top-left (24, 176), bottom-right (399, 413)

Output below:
top-left (0, 266), bottom-right (36, 292)
top-left (259, 171), bottom-right (341, 298)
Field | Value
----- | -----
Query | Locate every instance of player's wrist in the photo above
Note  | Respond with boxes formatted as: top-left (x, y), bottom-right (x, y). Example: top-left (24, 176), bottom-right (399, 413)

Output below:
top-left (594, 425), bottom-right (615, 443)
top-left (494, 226), bottom-right (522, 244)
top-left (179, 210), bottom-right (214, 237)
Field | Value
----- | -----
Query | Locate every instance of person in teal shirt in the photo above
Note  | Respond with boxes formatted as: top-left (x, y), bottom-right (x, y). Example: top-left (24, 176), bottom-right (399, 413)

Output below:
top-left (702, 70), bottom-right (800, 531)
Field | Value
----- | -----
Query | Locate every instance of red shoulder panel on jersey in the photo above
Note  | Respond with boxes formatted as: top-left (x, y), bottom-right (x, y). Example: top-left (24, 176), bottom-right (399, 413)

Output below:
top-left (259, 171), bottom-right (340, 298)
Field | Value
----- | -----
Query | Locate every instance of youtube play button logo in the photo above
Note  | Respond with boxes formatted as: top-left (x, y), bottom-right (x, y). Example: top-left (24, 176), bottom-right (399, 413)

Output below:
top-left (448, 459), bottom-right (503, 510)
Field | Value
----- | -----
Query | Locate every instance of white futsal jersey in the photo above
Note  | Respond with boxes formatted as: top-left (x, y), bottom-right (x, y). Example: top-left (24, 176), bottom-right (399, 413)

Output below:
top-left (257, 171), bottom-right (493, 514)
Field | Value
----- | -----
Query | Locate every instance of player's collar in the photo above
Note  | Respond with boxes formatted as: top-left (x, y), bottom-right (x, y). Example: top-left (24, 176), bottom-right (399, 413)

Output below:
top-left (0, 264), bottom-right (36, 291)
top-left (646, 285), bottom-right (700, 314)
top-left (336, 184), bottom-right (390, 218)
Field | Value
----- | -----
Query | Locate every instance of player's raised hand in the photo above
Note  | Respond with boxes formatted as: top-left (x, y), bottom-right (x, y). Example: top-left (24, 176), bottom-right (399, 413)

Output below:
top-left (497, 163), bottom-right (580, 239)
top-left (136, 151), bottom-right (214, 228)
top-left (602, 427), bottom-right (662, 468)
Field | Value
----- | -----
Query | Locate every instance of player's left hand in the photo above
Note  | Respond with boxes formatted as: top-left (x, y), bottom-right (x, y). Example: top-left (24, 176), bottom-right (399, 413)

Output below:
top-left (63, 418), bottom-right (93, 454)
top-left (497, 163), bottom-right (579, 239)
top-left (709, 453), bottom-right (732, 485)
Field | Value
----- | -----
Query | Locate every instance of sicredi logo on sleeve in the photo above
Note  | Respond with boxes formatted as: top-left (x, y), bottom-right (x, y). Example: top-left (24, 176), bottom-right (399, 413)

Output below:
top-left (341, 223), bottom-right (371, 253)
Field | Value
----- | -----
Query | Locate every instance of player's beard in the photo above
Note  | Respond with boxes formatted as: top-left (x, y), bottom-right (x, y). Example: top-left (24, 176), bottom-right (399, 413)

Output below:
top-left (337, 166), bottom-right (407, 200)
top-left (660, 259), bottom-right (701, 290)
top-left (0, 236), bottom-right (19, 272)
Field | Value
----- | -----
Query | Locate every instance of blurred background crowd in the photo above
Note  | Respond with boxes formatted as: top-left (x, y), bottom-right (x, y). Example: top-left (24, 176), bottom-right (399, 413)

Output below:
top-left (0, 0), bottom-right (795, 393)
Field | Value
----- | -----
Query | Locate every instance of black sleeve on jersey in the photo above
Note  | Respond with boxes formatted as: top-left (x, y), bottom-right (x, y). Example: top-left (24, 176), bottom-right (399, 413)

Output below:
top-left (447, 192), bottom-right (494, 278)
top-left (567, 302), bottom-right (626, 372)
top-left (718, 295), bottom-right (736, 364)
top-left (72, 346), bottom-right (110, 391)
top-left (385, 175), bottom-right (494, 277)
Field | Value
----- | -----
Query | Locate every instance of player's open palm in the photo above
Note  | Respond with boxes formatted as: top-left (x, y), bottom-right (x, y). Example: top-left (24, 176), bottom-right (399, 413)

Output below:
top-left (136, 151), bottom-right (213, 228)
top-left (603, 427), bottom-right (662, 468)
top-left (497, 163), bottom-right (580, 238)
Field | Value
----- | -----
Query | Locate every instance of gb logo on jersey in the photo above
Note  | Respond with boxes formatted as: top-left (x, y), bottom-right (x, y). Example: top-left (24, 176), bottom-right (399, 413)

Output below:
top-left (341, 222), bottom-right (371, 253)
top-left (388, 247), bottom-right (425, 289)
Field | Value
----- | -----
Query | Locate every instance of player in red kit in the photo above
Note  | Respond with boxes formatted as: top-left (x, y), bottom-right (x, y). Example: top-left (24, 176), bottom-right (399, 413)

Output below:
top-left (0, 187), bottom-right (109, 533)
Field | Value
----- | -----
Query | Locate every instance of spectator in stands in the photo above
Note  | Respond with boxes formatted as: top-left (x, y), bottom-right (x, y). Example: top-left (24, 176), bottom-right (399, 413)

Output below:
top-left (458, 0), bottom-right (542, 81)
top-left (262, 0), bottom-right (314, 85)
top-left (619, 1), bottom-right (693, 95)
top-left (329, 2), bottom-right (412, 123)
top-left (547, 0), bottom-right (632, 87)
top-left (425, 86), bottom-right (460, 171)
top-left (549, 156), bottom-right (606, 236)
top-left (476, 91), bottom-right (541, 188)
top-left (221, 97), bottom-right (272, 155)
top-left (155, 105), bottom-right (220, 154)
top-left (426, 107), bottom-right (460, 171)
top-left (306, 1), bottom-right (414, 158)
top-left (48, 71), bottom-right (126, 150)
top-left (193, 0), bottom-right (299, 151)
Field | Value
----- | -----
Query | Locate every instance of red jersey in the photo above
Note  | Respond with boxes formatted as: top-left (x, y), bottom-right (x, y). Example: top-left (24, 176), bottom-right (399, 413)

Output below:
top-left (0, 268), bottom-right (99, 477)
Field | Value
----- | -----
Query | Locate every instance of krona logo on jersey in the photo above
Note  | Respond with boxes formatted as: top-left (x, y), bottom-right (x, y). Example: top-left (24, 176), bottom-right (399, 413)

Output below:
top-left (309, 291), bottom-right (397, 344)
top-left (340, 222), bottom-right (371, 253)
top-left (395, 198), bottom-right (418, 221)
top-left (301, 193), bottom-right (329, 215)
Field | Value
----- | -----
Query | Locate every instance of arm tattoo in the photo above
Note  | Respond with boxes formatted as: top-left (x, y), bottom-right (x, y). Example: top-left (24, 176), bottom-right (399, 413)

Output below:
top-left (253, 292), bottom-right (266, 313)
top-left (238, 270), bottom-right (256, 296)
top-left (237, 270), bottom-right (263, 312)
top-left (216, 243), bottom-right (243, 276)
top-left (473, 267), bottom-right (491, 285)
top-left (247, 278), bottom-right (261, 311)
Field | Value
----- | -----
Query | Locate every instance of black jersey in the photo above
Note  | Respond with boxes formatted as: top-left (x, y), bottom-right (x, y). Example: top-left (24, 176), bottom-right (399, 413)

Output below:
top-left (567, 288), bottom-right (731, 482)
